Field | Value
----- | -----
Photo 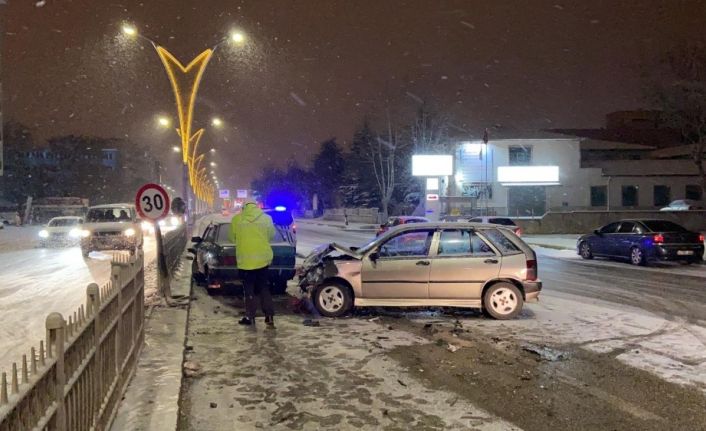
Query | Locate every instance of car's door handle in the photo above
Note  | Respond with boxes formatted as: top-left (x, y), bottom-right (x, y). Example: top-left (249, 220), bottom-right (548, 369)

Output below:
top-left (484, 259), bottom-right (499, 264)
top-left (416, 260), bottom-right (430, 266)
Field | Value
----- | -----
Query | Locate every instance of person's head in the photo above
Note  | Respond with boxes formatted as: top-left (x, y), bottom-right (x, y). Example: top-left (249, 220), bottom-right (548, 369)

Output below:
top-left (242, 199), bottom-right (258, 208)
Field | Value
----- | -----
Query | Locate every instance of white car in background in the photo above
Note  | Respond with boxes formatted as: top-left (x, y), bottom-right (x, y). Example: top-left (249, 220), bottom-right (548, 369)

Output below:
top-left (38, 216), bottom-right (85, 247)
top-left (80, 204), bottom-right (144, 257)
top-left (659, 200), bottom-right (704, 211)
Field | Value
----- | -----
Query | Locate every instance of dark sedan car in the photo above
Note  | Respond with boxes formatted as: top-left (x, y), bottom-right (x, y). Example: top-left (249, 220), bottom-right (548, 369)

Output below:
top-left (577, 219), bottom-right (705, 265)
top-left (189, 221), bottom-right (296, 294)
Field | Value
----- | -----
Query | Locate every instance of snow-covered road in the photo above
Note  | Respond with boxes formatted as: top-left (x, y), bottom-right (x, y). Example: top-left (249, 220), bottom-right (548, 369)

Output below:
top-left (0, 227), bottom-right (156, 370)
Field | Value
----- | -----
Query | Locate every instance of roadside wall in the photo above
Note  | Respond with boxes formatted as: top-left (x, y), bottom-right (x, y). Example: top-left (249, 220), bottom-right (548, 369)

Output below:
top-left (516, 210), bottom-right (706, 234)
top-left (323, 208), bottom-right (380, 224)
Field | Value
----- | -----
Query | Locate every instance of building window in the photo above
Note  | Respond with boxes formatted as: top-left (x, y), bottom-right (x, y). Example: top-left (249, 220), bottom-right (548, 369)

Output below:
top-left (590, 186), bottom-right (607, 207)
top-left (508, 146), bottom-right (532, 166)
top-left (622, 186), bottom-right (639, 207)
top-left (653, 185), bottom-right (670, 207)
top-left (686, 184), bottom-right (703, 201)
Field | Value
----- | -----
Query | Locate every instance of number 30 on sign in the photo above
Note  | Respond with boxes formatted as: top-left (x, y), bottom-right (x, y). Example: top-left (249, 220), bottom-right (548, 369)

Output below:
top-left (135, 183), bottom-right (171, 221)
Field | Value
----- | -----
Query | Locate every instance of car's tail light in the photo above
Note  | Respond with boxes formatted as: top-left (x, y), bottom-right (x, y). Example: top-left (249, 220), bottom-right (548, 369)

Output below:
top-left (526, 259), bottom-right (537, 281)
top-left (221, 256), bottom-right (236, 266)
top-left (699, 234), bottom-right (705, 243)
top-left (514, 227), bottom-right (523, 236)
top-left (653, 234), bottom-right (665, 244)
top-left (292, 224), bottom-right (297, 234)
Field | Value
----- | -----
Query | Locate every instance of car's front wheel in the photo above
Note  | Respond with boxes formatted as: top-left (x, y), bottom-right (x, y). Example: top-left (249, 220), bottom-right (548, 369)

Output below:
top-left (313, 282), bottom-right (353, 317)
top-left (483, 282), bottom-right (524, 320)
top-left (630, 247), bottom-right (646, 266)
top-left (579, 241), bottom-right (593, 259)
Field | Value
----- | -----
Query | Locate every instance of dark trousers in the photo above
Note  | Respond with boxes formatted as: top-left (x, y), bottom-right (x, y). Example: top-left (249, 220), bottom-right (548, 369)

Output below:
top-left (241, 267), bottom-right (274, 319)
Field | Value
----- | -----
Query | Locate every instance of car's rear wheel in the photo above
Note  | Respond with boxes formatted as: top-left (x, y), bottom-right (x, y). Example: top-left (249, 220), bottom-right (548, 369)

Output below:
top-left (483, 282), bottom-right (523, 320)
top-left (579, 241), bottom-right (593, 259)
top-left (630, 247), bottom-right (646, 266)
top-left (313, 282), bottom-right (352, 317)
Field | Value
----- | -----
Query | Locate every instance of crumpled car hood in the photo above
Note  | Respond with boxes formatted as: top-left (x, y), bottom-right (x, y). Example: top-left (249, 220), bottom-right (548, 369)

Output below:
top-left (300, 242), bottom-right (360, 274)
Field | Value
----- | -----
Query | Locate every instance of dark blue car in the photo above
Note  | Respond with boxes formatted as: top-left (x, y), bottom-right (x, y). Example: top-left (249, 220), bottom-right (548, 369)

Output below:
top-left (577, 219), bottom-right (704, 266)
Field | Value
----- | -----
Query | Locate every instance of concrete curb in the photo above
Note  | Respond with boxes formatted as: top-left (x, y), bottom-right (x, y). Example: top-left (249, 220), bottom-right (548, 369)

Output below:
top-left (110, 255), bottom-right (192, 431)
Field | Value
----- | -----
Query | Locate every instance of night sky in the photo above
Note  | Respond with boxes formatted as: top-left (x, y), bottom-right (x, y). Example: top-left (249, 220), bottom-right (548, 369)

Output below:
top-left (2, 0), bottom-right (706, 189)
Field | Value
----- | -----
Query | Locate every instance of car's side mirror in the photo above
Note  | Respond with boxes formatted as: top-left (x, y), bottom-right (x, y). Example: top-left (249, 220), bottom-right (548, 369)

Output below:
top-left (594, 229), bottom-right (601, 235)
top-left (187, 247), bottom-right (197, 254)
top-left (191, 236), bottom-right (202, 243)
top-left (369, 252), bottom-right (379, 262)
top-left (380, 224), bottom-right (386, 229)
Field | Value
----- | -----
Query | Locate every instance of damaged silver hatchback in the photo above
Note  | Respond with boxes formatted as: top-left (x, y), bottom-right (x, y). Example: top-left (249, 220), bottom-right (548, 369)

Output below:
top-left (298, 223), bottom-right (541, 320)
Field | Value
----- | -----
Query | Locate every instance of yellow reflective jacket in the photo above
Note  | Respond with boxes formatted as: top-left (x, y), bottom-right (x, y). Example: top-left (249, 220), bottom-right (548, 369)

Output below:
top-left (228, 204), bottom-right (275, 270)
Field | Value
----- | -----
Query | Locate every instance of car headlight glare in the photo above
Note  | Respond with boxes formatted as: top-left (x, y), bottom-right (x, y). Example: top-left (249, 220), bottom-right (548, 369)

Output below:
top-left (124, 228), bottom-right (136, 237)
top-left (39, 230), bottom-right (49, 238)
top-left (69, 228), bottom-right (81, 238)
top-left (79, 229), bottom-right (91, 238)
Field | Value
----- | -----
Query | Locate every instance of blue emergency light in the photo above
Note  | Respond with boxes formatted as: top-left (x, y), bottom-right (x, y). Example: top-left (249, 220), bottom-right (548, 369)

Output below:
top-left (274, 206), bottom-right (287, 212)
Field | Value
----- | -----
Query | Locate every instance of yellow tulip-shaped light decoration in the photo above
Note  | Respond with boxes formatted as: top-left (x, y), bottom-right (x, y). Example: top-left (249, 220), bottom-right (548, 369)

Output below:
top-left (155, 48), bottom-right (214, 164)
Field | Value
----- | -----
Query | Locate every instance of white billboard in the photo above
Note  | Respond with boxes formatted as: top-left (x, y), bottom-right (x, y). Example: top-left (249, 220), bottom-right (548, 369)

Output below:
top-left (236, 189), bottom-right (248, 198)
top-left (497, 166), bottom-right (560, 184)
top-left (412, 155), bottom-right (453, 176)
top-left (218, 189), bottom-right (230, 199)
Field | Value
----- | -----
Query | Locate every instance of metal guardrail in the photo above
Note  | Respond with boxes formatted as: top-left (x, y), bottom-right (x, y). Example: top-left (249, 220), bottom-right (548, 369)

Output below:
top-left (0, 251), bottom-right (145, 431)
top-left (163, 225), bottom-right (187, 272)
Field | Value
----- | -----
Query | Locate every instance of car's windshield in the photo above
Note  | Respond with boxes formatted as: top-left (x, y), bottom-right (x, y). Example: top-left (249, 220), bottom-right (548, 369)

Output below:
top-left (48, 218), bottom-right (80, 227)
top-left (641, 221), bottom-right (688, 232)
top-left (85, 208), bottom-right (131, 223)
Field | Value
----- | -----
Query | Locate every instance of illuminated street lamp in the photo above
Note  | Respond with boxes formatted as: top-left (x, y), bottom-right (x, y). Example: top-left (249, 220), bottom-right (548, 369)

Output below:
top-left (211, 117), bottom-right (223, 128)
top-left (230, 31), bottom-right (245, 45)
top-left (157, 116), bottom-right (171, 127)
top-left (210, 162), bottom-right (217, 167)
top-left (210, 148), bottom-right (216, 153)
top-left (172, 146), bottom-right (181, 153)
top-left (122, 24), bottom-right (137, 36)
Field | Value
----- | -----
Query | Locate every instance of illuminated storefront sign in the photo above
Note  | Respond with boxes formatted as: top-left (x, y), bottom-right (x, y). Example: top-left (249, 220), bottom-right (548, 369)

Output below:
top-left (497, 166), bottom-right (559, 185)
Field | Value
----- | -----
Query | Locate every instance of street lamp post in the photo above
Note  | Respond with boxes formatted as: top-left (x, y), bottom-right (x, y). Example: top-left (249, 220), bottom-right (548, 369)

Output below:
top-left (123, 23), bottom-right (245, 220)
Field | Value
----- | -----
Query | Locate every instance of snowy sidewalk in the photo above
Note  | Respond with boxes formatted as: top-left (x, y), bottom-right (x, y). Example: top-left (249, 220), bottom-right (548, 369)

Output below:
top-left (177, 286), bottom-right (518, 431)
top-left (111, 257), bottom-right (192, 431)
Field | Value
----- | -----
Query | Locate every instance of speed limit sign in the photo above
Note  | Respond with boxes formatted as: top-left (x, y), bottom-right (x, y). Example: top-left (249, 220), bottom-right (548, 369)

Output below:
top-left (135, 183), bottom-right (171, 221)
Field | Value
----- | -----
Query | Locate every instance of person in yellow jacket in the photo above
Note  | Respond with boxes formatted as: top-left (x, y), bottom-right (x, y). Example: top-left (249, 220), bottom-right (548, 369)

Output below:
top-left (229, 200), bottom-right (276, 327)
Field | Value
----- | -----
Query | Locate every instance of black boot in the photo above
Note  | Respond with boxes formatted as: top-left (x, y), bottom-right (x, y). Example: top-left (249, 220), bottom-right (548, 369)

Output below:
top-left (265, 316), bottom-right (275, 328)
top-left (238, 317), bottom-right (253, 326)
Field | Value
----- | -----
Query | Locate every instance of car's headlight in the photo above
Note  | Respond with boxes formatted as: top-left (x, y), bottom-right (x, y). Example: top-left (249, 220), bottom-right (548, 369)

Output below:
top-left (124, 228), bottom-right (136, 237)
top-left (69, 228), bottom-right (81, 238)
top-left (79, 229), bottom-right (91, 238)
top-left (39, 230), bottom-right (49, 238)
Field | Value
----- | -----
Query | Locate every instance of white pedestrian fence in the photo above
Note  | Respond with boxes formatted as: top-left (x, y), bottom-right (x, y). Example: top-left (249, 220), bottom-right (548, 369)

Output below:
top-left (0, 251), bottom-right (145, 431)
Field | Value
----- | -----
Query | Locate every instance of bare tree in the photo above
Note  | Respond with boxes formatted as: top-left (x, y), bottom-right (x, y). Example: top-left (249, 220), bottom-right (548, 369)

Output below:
top-left (366, 111), bottom-right (401, 220)
top-left (653, 43), bottom-right (706, 196)
top-left (409, 103), bottom-right (450, 154)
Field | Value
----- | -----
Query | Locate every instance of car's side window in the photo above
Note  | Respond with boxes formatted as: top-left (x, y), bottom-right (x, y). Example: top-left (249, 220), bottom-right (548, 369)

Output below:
top-left (469, 218), bottom-right (483, 223)
top-left (438, 229), bottom-right (495, 257)
top-left (599, 222), bottom-right (620, 234)
top-left (378, 230), bottom-right (433, 258)
top-left (633, 224), bottom-right (645, 234)
top-left (203, 226), bottom-right (216, 243)
top-left (617, 222), bottom-right (635, 233)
